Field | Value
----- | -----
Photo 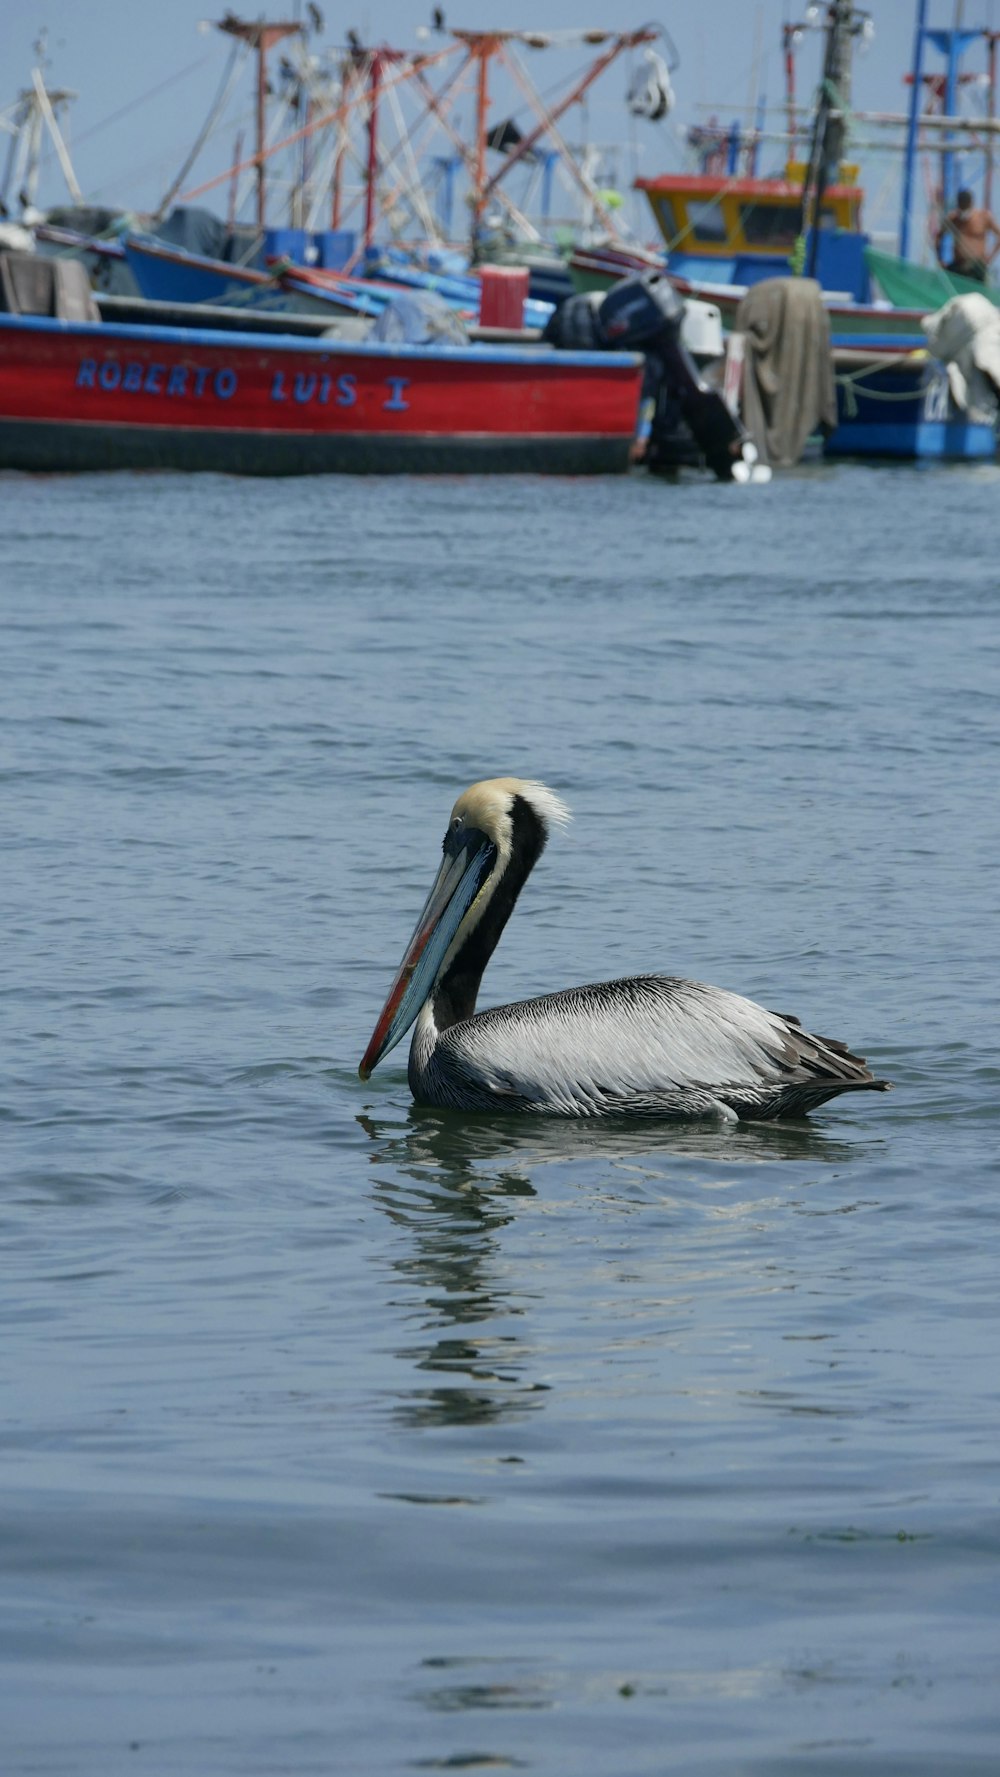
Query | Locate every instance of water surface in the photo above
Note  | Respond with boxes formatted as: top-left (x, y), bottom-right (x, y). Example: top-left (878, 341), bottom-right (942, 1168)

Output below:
top-left (3, 462), bottom-right (999, 1773)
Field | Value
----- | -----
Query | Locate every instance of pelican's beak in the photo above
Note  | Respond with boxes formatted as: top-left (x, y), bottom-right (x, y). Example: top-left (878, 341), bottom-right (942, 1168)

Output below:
top-left (359, 829), bottom-right (496, 1080)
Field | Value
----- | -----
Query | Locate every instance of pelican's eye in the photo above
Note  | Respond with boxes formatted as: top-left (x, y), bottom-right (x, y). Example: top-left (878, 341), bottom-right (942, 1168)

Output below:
top-left (443, 813), bottom-right (465, 855)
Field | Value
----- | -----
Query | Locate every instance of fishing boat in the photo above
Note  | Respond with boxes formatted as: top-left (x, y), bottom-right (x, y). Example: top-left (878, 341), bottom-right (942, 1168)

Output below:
top-left (565, 4), bottom-right (872, 310)
top-left (0, 306), bottom-right (643, 475)
top-left (121, 233), bottom-right (555, 336)
top-left (133, 20), bottom-right (671, 302)
top-left (577, 5), bottom-right (1000, 464)
top-left (122, 230), bottom-right (389, 318)
top-left (7, 17), bottom-right (670, 318)
top-left (823, 8), bottom-right (1000, 459)
top-left (635, 166), bottom-right (870, 301)
top-left (122, 232), bottom-right (282, 307)
top-left (566, 12), bottom-right (954, 325)
top-left (570, 242), bottom-right (932, 344)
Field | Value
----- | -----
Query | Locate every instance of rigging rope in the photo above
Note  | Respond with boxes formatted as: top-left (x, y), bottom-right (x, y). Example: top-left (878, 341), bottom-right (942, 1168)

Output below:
top-left (154, 40), bottom-right (247, 221)
top-left (835, 357), bottom-right (931, 417)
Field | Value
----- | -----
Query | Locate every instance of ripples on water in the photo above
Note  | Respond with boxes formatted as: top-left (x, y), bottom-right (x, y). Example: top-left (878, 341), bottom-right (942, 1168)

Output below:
top-left (3, 463), bottom-right (999, 1774)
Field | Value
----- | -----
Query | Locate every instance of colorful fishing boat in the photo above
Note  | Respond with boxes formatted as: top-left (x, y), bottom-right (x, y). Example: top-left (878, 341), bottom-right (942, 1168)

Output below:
top-left (635, 168), bottom-right (870, 302)
top-left (0, 310), bottom-right (643, 475)
top-left (570, 8), bottom-right (906, 321)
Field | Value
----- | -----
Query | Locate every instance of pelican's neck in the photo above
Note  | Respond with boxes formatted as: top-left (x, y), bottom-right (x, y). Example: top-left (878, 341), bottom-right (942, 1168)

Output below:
top-left (431, 794), bottom-right (548, 1033)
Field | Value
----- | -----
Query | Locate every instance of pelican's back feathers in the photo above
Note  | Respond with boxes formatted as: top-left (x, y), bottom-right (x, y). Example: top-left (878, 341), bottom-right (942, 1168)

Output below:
top-left (412, 975), bottom-right (891, 1120)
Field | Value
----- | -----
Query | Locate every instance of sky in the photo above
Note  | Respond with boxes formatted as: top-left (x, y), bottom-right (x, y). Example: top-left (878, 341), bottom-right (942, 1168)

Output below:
top-left (2, 2), bottom-right (995, 256)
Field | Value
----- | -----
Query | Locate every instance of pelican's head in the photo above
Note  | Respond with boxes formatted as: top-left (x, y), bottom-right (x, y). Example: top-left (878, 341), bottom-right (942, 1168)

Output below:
top-left (359, 777), bottom-right (570, 1080)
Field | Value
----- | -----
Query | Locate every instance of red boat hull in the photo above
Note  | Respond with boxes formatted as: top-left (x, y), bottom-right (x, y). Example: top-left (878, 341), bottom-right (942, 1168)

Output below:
top-left (0, 316), bottom-right (643, 475)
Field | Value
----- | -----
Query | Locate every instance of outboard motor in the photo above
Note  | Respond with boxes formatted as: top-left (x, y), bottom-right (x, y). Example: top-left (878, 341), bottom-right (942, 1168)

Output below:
top-left (598, 269), bottom-right (686, 351)
top-left (603, 272), bottom-right (754, 480)
top-left (544, 270), bottom-right (758, 482)
top-left (540, 289), bottom-right (605, 352)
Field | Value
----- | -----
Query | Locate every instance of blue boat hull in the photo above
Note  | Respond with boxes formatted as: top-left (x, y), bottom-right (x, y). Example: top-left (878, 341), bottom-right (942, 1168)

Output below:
top-left (125, 237), bottom-right (385, 319)
top-left (124, 238), bottom-right (268, 306)
top-left (826, 360), bottom-right (996, 460)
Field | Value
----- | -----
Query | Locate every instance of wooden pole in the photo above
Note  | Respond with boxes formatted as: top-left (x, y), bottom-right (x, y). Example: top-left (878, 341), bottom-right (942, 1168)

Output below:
top-left (784, 25), bottom-right (797, 163)
top-left (331, 58), bottom-right (352, 229)
top-left (256, 36), bottom-right (268, 228)
top-left (987, 33), bottom-right (997, 215)
top-left (214, 18), bottom-right (304, 230)
top-left (472, 40), bottom-right (492, 248)
top-left (364, 52), bottom-right (381, 252)
top-left (228, 129), bottom-right (243, 227)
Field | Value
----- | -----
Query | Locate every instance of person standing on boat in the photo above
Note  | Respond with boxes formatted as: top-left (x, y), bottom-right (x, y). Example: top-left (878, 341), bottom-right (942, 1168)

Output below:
top-left (937, 189), bottom-right (1000, 283)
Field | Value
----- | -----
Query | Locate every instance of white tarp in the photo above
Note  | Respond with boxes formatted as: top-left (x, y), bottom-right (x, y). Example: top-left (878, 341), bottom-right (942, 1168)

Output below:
top-left (922, 293), bottom-right (1000, 424)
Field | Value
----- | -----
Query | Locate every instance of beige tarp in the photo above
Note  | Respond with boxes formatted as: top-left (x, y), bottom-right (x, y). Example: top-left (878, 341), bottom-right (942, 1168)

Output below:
top-left (0, 250), bottom-right (100, 323)
top-left (736, 277), bottom-right (837, 468)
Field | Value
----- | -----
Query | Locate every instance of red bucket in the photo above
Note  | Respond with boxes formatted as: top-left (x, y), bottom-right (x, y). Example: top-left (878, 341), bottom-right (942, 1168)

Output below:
top-left (478, 265), bottom-right (529, 330)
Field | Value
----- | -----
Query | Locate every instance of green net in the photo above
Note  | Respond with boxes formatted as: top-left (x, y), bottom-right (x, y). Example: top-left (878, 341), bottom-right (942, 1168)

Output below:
top-left (865, 246), bottom-right (1000, 311)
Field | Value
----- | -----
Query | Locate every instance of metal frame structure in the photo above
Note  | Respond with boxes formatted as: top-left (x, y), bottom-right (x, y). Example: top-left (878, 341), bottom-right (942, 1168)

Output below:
top-left (175, 23), bottom-right (663, 255)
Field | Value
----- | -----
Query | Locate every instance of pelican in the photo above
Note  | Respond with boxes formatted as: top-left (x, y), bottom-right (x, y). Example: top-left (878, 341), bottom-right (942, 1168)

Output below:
top-left (359, 778), bottom-right (892, 1121)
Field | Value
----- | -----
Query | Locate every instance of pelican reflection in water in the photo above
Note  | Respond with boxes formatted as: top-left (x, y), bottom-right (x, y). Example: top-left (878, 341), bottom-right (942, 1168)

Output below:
top-left (359, 778), bottom-right (892, 1122)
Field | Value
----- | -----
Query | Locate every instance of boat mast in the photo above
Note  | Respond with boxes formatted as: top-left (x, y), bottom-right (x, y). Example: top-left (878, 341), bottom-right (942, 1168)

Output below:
top-left (456, 27), bottom-right (658, 257)
top-left (821, 0), bottom-right (855, 181)
top-left (364, 50), bottom-right (383, 253)
top-left (899, 0), bottom-right (928, 258)
top-left (799, 0), bottom-right (865, 277)
top-left (331, 48), bottom-right (361, 231)
top-left (783, 23), bottom-right (799, 163)
top-left (988, 31), bottom-right (998, 216)
top-left (227, 129), bottom-right (244, 227)
top-left (471, 35), bottom-right (498, 249)
top-left (0, 33), bottom-right (82, 218)
top-left (355, 43), bottom-right (412, 256)
top-left (898, 7), bottom-right (982, 262)
top-left (216, 15), bottom-right (302, 230)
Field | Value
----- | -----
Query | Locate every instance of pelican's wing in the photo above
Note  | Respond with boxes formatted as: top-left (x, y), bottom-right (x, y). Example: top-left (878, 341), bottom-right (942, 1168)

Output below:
top-left (432, 975), bottom-right (887, 1119)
